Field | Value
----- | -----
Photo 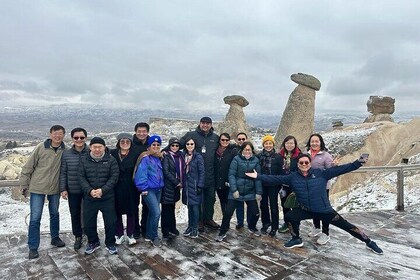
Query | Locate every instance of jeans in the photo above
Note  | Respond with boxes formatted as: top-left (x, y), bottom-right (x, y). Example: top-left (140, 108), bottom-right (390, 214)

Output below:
top-left (28, 193), bottom-right (60, 250)
top-left (142, 189), bottom-right (162, 240)
top-left (188, 204), bottom-right (200, 230)
top-left (220, 199), bottom-right (259, 234)
top-left (68, 192), bottom-right (83, 237)
top-left (236, 201), bottom-right (245, 226)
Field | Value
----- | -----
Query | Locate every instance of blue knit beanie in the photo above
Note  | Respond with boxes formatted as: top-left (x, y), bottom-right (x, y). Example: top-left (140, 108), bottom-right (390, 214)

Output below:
top-left (147, 135), bottom-right (162, 146)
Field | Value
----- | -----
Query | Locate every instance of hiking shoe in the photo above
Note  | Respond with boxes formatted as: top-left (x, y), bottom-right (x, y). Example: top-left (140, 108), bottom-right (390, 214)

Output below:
top-left (152, 239), bottom-right (162, 248)
top-left (28, 249), bottom-right (39, 259)
top-left (366, 240), bottom-right (383, 255)
top-left (278, 223), bottom-right (289, 233)
top-left (115, 235), bottom-right (125, 245)
top-left (308, 227), bottom-right (322, 237)
top-left (51, 237), bottom-right (65, 247)
top-left (248, 228), bottom-right (261, 237)
top-left (74, 236), bottom-right (83, 250)
top-left (183, 227), bottom-right (192, 237)
top-left (284, 238), bottom-right (303, 249)
top-left (260, 224), bottom-right (270, 235)
top-left (85, 242), bottom-right (100, 255)
top-left (169, 229), bottom-right (180, 236)
top-left (236, 223), bottom-right (244, 230)
top-left (190, 229), bottom-right (198, 239)
top-left (204, 220), bottom-right (220, 229)
top-left (316, 233), bottom-right (330, 245)
top-left (269, 229), bottom-right (277, 237)
top-left (215, 233), bottom-right (227, 242)
top-left (106, 245), bottom-right (118, 255)
top-left (127, 235), bottom-right (137, 245)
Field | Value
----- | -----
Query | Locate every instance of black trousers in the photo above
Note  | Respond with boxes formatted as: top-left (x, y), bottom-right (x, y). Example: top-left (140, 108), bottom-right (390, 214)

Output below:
top-left (313, 189), bottom-right (330, 234)
top-left (285, 208), bottom-right (371, 244)
top-left (220, 199), bottom-right (260, 234)
top-left (260, 185), bottom-right (281, 230)
top-left (68, 192), bottom-right (84, 237)
top-left (202, 185), bottom-right (216, 222)
top-left (83, 198), bottom-right (116, 247)
top-left (216, 187), bottom-right (230, 216)
top-left (161, 203), bottom-right (177, 235)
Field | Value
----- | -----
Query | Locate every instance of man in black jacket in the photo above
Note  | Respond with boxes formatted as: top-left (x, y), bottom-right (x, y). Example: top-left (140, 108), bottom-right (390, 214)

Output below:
top-left (79, 137), bottom-right (119, 255)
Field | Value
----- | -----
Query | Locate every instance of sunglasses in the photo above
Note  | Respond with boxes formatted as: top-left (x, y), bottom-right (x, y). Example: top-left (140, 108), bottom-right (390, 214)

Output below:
top-left (151, 143), bottom-right (161, 147)
top-left (298, 161), bottom-right (310, 165)
top-left (237, 138), bottom-right (246, 141)
top-left (220, 139), bottom-right (230, 142)
top-left (171, 144), bottom-right (179, 147)
top-left (73, 136), bottom-right (86, 140)
top-left (120, 140), bottom-right (130, 144)
top-left (186, 143), bottom-right (194, 146)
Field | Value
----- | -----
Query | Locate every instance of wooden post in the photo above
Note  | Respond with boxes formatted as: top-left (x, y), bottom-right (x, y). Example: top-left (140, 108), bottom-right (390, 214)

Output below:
top-left (396, 165), bottom-right (405, 212)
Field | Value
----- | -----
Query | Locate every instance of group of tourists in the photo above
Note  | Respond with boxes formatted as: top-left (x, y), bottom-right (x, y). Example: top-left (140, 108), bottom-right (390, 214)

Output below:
top-left (19, 117), bottom-right (383, 260)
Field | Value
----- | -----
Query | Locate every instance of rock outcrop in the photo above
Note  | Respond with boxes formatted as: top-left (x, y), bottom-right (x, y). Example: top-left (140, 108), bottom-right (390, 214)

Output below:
top-left (275, 73), bottom-right (321, 149)
top-left (0, 154), bottom-right (26, 180)
top-left (364, 96), bottom-right (395, 123)
top-left (217, 95), bottom-right (250, 138)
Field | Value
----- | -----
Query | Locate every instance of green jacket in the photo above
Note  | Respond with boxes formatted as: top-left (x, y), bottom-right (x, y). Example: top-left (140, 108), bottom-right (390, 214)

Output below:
top-left (19, 139), bottom-right (66, 195)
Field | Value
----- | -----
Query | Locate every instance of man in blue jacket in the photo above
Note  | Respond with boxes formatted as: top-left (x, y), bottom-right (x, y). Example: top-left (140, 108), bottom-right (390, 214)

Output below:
top-left (246, 154), bottom-right (383, 255)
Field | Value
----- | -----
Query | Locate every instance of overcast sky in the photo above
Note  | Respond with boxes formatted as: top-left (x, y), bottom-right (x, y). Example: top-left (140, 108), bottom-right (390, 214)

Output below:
top-left (1, 1), bottom-right (419, 115)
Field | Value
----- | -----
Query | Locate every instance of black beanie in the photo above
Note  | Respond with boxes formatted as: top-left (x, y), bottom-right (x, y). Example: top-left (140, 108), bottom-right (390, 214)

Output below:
top-left (90, 137), bottom-right (106, 146)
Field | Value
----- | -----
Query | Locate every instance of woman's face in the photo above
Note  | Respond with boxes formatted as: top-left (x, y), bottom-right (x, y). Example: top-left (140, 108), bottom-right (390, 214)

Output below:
top-left (170, 142), bottom-right (179, 152)
top-left (310, 136), bottom-right (321, 150)
top-left (119, 138), bottom-right (131, 150)
top-left (186, 140), bottom-right (195, 153)
top-left (263, 140), bottom-right (274, 152)
top-left (284, 139), bottom-right (295, 152)
top-left (242, 144), bottom-right (253, 158)
top-left (219, 136), bottom-right (230, 147)
top-left (149, 142), bottom-right (161, 153)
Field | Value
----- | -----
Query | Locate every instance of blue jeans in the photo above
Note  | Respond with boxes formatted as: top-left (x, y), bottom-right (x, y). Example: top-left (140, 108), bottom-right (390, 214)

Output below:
top-left (28, 193), bottom-right (60, 250)
top-left (188, 204), bottom-right (200, 230)
top-left (142, 189), bottom-right (162, 240)
top-left (236, 201), bottom-right (245, 226)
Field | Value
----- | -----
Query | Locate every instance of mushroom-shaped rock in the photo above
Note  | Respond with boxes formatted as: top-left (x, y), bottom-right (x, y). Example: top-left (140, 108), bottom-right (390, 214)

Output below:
top-left (367, 96), bottom-right (395, 114)
top-left (291, 73), bottom-right (321, 91)
top-left (224, 95), bottom-right (249, 107)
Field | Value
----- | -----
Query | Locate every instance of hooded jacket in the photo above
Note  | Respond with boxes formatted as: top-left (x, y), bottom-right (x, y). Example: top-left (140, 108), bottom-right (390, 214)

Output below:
top-left (228, 154), bottom-right (262, 201)
top-left (182, 151), bottom-right (205, 206)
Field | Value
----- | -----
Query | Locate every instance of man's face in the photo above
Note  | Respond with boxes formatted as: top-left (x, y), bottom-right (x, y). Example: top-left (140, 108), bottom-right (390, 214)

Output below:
top-left (236, 134), bottom-right (247, 145)
top-left (135, 127), bottom-right (149, 141)
top-left (297, 157), bottom-right (312, 173)
top-left (199, 121), bottom-right (212, 133)
top-left (72, 131), bottom-right (86, 149)
top-left (50, 129), bottom-right (65, 147)
top-left (90, 144), bottom-right (105, 157)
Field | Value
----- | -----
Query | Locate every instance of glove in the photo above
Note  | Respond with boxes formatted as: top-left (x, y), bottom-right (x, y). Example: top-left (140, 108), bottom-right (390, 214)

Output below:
top-left (233, 191), bottom-right (240, 199)
top-left (196, 187), bottom-right (202, 195)
top-left (256, 194), bottom-right (262, 201)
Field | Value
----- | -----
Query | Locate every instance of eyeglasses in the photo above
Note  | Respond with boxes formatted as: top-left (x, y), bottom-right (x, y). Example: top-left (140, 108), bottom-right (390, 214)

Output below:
top-left (186, 143), bottom-right (194, 146)
top-left (120, 140), bottom-right (130, 144)
top-left (73, 136), bottom-right (86, 140)
top-left (220, 139), bottom-right (230, 142)
top-left (171, 144), bottom-right (179, 147)
top-left (237, 138), bottom-right (246, 141)
top-left (151, 143), bottom-right (161, 147)
top-left (298, 161), bottom-right (310, 165)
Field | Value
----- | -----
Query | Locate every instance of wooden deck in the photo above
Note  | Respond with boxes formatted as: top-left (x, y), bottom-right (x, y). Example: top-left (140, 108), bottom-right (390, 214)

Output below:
top-left (1, 206), bottom-right (419, 280)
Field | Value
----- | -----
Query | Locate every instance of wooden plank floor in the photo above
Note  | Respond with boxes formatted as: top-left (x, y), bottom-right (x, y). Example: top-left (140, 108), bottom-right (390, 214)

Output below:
top-left (1, 206), bottom-right (419, 280)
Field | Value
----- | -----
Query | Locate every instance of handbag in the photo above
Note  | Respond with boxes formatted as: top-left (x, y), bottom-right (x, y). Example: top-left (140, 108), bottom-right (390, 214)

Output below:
top-left (284, 192), bottom-right (299, 208)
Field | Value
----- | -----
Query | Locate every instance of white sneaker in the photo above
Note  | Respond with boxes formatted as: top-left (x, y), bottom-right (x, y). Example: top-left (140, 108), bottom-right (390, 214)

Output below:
top-left (127, 235), bottom-right (137, 245)
top-left (316, 233), bottom-right (330, 245)
top-left (115, 235), bottom-right (125, 245)
top-left (308, 227), bottom-right (322, 237)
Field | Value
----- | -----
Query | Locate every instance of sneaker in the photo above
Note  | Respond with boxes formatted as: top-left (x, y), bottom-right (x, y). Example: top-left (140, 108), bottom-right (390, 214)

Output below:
top-left (106, 245), bottom-right (118, 255)
top-left (248, 228), bottom-right (261, 237)
top-left (190, 229), bottom-right (198, 239)
top-left (236, 224), bottom-right (244, 230)
top-left (144, 237), bottom-right (152, 242)
top-left (308, 227), bottom-right (322, 237)
top-left (269, 229), bottom-right (277, 237)
top-left (152, 239), bottom-right (162, 248)
top-left (198, 222), bottom-right (205, 232)
top-left (28, 249), bottom-right (39, 259)
top-left (366, 240), bottom-right (383, 255)
top-left (127, 235), bottom-right (137, 245)
top-left (115, 235), bottom-right (125, 245)
top-left (260, 224), bottom-right (270, 235)
top-left (169, 229), bottom-right (180, 236)
top-left (204, 220), bottom-right (220, 229)
top-left (51, 237), bottom-right (65, 247)
top-left (284, 237), bottom-right (303, 249)
top-left (278, 223), bottom-right (289, 233)
top-left (316, 233), bottom-right (330, 245)
top-left (183, 227), bottom-right (192, 237)
top-left (74, 236), bottom-right (83, 250)
top-left (85, 242), bottom-right (100, 255)
top-left (215, 233), bottom-right (227, 242)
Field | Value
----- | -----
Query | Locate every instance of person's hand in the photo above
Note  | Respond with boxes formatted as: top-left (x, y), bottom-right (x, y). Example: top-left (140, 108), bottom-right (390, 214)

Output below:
top-left (177, 183), bottom-right (183, 188)
top-left (21, 187), bottom-right (28, 198)
top-left (224, 182), bottom-right (230, 187)
top-left (96, 188), bottom-right (103, 198)
top-left (332, 156), bottom-right (341, 166)
top-left (245, 169), bottom-right (258, 179)
top-left (61, 191), bottom-right (68, 200)
top-left (358, 153), bottom-right (369, 164)
top-left (90, 189), bottom-right (98, 198)
top-left (233, 191), bottom-right (240, 199)
top-left (196, 187), bottom-right (202, 195)
top-left (141, 191), bottom-right (148, 196)
top-left (256, 194), bottom-right (262, 201)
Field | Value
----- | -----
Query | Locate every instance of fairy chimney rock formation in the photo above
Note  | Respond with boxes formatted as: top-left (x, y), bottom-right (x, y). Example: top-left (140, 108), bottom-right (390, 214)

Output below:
top-left (364, 96), bottom-right (395, 123)
top-left (275, 73), bottom-right (321, 149)
top-left (218, 95), bottom-right (250, 138)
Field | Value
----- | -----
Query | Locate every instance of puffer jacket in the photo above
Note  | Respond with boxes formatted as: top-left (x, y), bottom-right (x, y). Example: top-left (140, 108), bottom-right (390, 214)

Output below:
top-left (182, 151), bottom-right (205, 206)
top-left (20, 139), bottom-right (65, 195)
top-left (79, 149), bottom-right (120, 201)
top-left (162, 151), bottom-right (184, 204)
top-left (257, 160), bottom-right (362, 213)
top-left (134, 155), bottom-right (164, 192)
top-left (214, 146), bottom-right (237, 190)
top-left (180, 126), bottom-right (219, 189)
top-left (59, 144), bottom-right (89, 194)
top-left (228, 154), bottom-right (262, 201)
top-left (307, 150), bottom-right (334, 189)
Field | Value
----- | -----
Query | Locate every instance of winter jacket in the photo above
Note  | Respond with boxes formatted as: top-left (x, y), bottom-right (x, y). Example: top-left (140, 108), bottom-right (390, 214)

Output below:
top-left (110, 148), bottom-right (138, 215)
top-left (308, 150), bottom-right (334, 189)
top-left (278, 148), bottom-right (301, 175)
top-left (257, 160), bottom-right (363, 213)
top-left (59, 144), bottom-right (89, 194)
top-left (132, 134), bottom-right (149, 156)
top-left (214, 146), bottom-right (237, 190)
top-left (162, 151), bottom-right (184, 204)
top-left (257, 149), bottom-right (282, 187)
top-left (182, 151), bottom-right (205, 206)
top-left (180, 126), bottom-right (219, 189)
top-left (228, 154), bottom-right (262, 201)
top-left (79, 149), bottom-right (120, 201)
top-left (20, 139), bottom-right (65, 195)
top-left (134, 154), bottom-right (164, 192)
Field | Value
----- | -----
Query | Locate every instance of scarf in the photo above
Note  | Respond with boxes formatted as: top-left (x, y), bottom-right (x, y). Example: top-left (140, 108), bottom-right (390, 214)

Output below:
top-left (185, 152), bottom-right (193, 174)
top-left (90, 151), bottom-right (105, 162)
top-left (216, 145), bottom-right (227, 158)
top-left (260, 149), bottom-right (275, 175)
